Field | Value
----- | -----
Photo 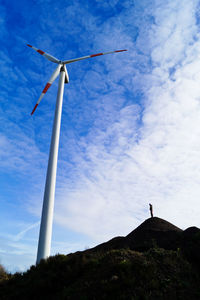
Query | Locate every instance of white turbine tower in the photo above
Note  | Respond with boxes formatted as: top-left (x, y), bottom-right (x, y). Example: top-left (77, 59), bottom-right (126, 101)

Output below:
top-left (27, 44), bottom-right (127, 264)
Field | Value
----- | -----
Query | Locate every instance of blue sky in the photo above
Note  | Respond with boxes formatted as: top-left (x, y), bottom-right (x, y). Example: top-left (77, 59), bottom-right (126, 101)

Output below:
top-left (1, 0), bottom-right (200, 272)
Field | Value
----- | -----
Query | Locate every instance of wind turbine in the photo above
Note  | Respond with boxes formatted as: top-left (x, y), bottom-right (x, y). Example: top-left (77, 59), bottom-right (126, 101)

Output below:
top-left (27, 44), bottom-right (127, 264)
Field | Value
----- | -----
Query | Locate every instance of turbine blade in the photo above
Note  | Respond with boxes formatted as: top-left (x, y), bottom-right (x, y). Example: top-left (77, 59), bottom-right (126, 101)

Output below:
top-left (31, 64), bottom-right (61, 115)
top-left (62, 49), bottom-right (127, 64)
top-left (63, 65), bottom-right (69, 83)
top-left (27, 44), bottom-right (60, 64)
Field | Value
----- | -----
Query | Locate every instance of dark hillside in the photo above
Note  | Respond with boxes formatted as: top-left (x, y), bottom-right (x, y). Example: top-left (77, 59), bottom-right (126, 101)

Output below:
top-left (125, 217), bottom-right (183, 251)
top-left (87, 217), bottom-right (184, 252)
top-left (1, 217), bottom-right (200, 300)
top-left (127, 217), bottom-right (182, 233)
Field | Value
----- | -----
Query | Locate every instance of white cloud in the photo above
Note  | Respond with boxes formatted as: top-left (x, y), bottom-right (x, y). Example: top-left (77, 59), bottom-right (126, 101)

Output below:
top-left (52, 0), bottom-right (200, 244)
top-left (13, 222), bottom-right (40, 242)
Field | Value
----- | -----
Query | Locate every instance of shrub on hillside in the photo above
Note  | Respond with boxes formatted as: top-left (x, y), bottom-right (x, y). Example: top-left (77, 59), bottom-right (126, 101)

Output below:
top-left (0, 264), bottom-right (9, 282)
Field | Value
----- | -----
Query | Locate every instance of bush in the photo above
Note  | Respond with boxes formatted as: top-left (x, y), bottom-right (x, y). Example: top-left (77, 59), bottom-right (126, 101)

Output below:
top-left (0, 264), bottom-right (9, 282)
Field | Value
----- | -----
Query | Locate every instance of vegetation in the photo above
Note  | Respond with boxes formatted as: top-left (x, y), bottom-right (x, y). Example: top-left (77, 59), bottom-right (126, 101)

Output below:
top-left (0, 264), bottom-right (10, 282)
top-left (0, 248), bottom-right (200, 299)
top-left (1, 218), bottom-right (200, 299)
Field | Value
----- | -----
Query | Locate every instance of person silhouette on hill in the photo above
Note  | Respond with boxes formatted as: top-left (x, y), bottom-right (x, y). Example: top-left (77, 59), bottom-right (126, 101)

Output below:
top-left (149, 203), bottom-right (153, 218)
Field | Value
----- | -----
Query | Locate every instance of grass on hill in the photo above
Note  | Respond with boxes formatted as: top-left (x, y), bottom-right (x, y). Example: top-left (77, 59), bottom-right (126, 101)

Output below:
top-left (0, 247), bottom-right (200, 300)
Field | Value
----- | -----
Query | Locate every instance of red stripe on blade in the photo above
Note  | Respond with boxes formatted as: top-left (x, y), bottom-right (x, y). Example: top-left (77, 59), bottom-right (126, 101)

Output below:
top-left (115, 50), bottom-right (127, 52)
top-left (90, 53), bottom-right (103, 57)
top-left (42, 83), bottom-right (51, 94)
top-left (27, 44), bottom-right (32, 48)
top-left (31, 104), bottom-right (38, 115)
top-left (37, 49), bottom-right (45, 55)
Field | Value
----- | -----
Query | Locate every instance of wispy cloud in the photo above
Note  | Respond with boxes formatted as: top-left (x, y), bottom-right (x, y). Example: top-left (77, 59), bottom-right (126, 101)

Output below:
top-left (52, 0), bottom-right (200, 243)
top-left (13, 222), bottom-right (40, 242)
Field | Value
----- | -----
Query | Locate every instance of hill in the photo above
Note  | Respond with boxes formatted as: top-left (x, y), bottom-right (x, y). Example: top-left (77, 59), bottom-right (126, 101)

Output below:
top-left (1, 217), bottom-right (200, 299)
top-left (87, 217), bottom-right (184, 253)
